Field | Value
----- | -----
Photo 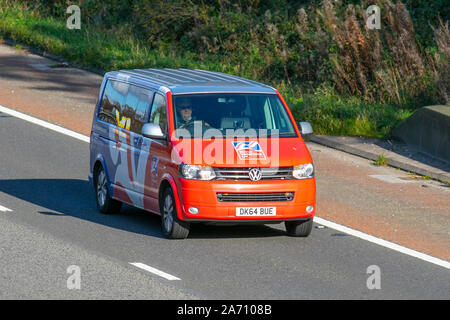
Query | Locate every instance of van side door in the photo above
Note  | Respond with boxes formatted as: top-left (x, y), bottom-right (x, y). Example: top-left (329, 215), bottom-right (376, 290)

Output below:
top-left (124, 84), bottom-right (154, 201)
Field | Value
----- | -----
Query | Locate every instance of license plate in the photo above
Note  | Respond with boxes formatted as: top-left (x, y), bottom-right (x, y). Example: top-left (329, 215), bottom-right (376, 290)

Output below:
top-left (236, 207), bottom-right (276, 217)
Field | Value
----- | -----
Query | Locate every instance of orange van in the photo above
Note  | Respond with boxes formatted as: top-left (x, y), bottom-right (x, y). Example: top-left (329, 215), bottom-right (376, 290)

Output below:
top-left (89, 68), bottom-right (316, 239)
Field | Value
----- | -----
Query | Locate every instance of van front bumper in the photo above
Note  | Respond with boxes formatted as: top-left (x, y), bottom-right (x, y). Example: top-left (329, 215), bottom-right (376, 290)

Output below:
top-left (177, 178), bottom-right (316, 222)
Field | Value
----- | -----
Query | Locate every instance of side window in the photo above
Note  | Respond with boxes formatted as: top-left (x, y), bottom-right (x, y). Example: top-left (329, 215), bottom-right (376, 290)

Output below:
top-left (126, 85), bottom-right (153, 133)
top-left (149, 93), bottom-right (168, 133)
top-left (99, 79), bottom-right (129, 128)
top-left (271, 96), bottom-right (295, 133)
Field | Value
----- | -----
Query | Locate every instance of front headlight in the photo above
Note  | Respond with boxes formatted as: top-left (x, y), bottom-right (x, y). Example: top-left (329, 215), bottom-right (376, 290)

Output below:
top-left (179, 164), bottom-right (216, 180)
top-left (292, 163), bottom-right (314, 179)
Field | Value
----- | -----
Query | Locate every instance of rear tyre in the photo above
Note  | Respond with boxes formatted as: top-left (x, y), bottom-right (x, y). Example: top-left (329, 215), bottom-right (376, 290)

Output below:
top-left (94, 166), bottom-right (122, 214)
top-left (161, 188), bottom-right (190, 239)
top-left (285, 218), bottom-right (313, 237)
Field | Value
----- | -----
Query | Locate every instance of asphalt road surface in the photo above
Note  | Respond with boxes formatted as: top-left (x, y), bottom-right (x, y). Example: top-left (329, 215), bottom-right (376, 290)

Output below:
top-left (0, 110), bottom-right (449, 299)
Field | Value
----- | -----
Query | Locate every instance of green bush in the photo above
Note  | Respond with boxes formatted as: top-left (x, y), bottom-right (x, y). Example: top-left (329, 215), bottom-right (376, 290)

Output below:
top-left (1, 0), bottom-right (448, 138)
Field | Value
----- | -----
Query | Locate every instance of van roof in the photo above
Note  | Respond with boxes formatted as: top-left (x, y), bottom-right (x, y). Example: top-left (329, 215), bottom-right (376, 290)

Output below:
top-left (107, 68), bottom-right (276, 95)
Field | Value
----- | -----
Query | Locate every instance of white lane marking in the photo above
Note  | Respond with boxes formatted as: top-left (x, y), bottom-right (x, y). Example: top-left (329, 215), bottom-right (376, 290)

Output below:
top-left (1, 104), bottom-right (449, 270)
top-left (314, 217), bottom-right (450, 270)
top-left (0, 205), bottom-right (13, 212)
top-left (0, 105), bottom-right (90, 143)
top-left (129, 262), bottom-right (181, 281)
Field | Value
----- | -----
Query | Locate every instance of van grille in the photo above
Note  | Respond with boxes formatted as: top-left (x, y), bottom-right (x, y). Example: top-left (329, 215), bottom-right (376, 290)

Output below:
top-left (216, 192), bottom-right (294, 202)
top-left (214, 167), bottom-right (293, 180)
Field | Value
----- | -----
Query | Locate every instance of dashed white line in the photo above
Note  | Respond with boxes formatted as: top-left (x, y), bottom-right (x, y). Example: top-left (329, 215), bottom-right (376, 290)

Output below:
top-left (0, 204), bottom-right (13, 212)
top-left (129, 262), bottom-right (181, 281)
top-left (1, 104), bottom-right (449, 271)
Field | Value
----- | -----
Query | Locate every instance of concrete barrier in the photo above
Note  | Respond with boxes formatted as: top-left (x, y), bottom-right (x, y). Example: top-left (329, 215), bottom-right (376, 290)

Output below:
top-left (393, 105), bottom-right (450, 162)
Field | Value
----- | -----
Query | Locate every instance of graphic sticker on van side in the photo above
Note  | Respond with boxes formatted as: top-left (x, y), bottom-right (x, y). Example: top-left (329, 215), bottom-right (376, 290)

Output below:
top-left (151, 156), bottom-right (159, 175)
top-left (114, 108), bottom-right (131, 131)
top-left (232, 141), bottom-right (267, 161)
top-left (107, 126), bottom-right (153, 209)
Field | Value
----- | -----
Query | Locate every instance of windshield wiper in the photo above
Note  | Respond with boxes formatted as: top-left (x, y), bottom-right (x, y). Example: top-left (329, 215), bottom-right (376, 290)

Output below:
top-left (277, 132), bottom-right (297, 137)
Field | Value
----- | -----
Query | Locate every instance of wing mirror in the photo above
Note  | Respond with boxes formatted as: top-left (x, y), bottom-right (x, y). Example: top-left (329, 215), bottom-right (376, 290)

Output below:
top-left (298, 122), bottom-right (313, 135)
top-left (142, 123), bottom-right (166, 139)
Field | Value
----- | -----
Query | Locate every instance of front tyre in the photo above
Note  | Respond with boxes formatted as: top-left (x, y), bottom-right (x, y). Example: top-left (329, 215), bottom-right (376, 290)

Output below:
top-left (161, 188), bottom-right (190, 239)
top-left (94, 166), bottom-right (122, 214)
top-left (285, 218), bottom-right (313, 237)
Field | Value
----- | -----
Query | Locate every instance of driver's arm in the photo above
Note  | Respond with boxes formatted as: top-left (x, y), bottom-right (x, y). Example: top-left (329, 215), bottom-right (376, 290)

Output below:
top-left (179, 119), bottom-right (192, 129)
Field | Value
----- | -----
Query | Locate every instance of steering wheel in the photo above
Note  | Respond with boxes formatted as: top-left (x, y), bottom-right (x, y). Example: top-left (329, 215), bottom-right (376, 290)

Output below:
top-left (181, 120), bottom-right (212, 130)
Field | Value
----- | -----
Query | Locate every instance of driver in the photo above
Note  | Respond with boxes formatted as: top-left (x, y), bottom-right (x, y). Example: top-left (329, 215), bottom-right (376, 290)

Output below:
top-left (176, 97), bottom-right (209, 128)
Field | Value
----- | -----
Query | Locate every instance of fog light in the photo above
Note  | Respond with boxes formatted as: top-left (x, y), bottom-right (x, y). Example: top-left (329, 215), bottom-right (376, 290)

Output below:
top-left (188, 207), bottom-right (199, 214)
top-left (306, 205), bottom-right (314, 213)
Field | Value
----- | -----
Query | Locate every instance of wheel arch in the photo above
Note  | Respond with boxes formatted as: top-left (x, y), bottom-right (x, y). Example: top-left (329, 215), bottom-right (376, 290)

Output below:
top-left (159, 175), bottom-right (183, 220)
top-left (92, 155), bottom-right (114, 196)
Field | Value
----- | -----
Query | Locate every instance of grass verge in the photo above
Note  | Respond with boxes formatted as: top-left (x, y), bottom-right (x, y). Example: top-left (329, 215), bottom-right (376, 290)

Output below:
top-left (0, 1), bottom-right (413, 138)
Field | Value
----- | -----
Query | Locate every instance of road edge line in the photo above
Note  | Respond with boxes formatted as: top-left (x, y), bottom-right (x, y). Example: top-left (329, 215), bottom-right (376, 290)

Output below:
top-left (314, 217), bottom-right (450, 269)
top-left (0, 105), bottom-right (90, 143)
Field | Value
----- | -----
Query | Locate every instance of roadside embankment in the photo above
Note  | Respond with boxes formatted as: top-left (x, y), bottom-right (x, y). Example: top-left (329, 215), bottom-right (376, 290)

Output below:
top-left (393, 105), bottom-right (450, 162)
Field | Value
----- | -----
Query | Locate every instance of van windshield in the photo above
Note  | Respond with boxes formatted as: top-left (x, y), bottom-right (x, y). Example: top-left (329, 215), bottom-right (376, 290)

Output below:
top-left (172, 93), bottom-right (297, 139)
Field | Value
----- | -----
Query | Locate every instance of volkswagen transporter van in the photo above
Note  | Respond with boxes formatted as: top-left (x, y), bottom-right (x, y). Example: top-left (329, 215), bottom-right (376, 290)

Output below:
top-left (89, 69), bottom-right (316, 239)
